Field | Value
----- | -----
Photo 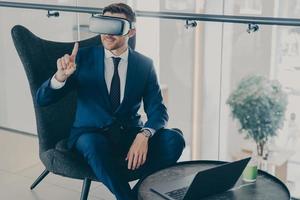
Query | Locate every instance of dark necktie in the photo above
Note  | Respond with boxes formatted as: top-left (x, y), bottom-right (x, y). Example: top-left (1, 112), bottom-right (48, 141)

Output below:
top-left (110, 57), bottom-right (121, 112)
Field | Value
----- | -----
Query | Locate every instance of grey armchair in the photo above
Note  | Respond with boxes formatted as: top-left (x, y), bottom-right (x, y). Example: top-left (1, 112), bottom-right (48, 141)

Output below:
top-left (11, 25), bottom-right (136, 200)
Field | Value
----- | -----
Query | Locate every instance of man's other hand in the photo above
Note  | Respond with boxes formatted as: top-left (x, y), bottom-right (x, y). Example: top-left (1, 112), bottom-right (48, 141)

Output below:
top-left (55, 42), bottom-right (79, 82)
top-left (126, 132), bottom-right (149, 170)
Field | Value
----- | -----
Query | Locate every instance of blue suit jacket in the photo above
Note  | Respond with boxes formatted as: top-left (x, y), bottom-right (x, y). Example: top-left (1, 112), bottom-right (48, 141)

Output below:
top-left (36, 45), bottom-right (168, 147)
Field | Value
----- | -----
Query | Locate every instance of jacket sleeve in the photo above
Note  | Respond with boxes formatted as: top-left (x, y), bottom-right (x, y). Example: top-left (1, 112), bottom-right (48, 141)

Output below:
top-left (35, 51), bottom-right (80, 107)
top-left (35, 74), bottom-right (77, 106)
top-left (143, 61), bottom-right (169, 131)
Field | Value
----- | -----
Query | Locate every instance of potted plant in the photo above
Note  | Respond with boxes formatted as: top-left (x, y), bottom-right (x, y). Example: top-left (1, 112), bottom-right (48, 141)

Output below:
top-left (227, 75), bottom-right (288, 158)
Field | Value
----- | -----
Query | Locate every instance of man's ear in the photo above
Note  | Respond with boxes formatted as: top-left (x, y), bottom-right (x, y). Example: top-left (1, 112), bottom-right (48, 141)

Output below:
top-left (128, 29), bottom-right (136, 38)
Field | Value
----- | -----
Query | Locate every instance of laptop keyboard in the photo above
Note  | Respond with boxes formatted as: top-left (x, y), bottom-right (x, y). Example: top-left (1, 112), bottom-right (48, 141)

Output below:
top-left (165, 187), bottom-right (189, 200)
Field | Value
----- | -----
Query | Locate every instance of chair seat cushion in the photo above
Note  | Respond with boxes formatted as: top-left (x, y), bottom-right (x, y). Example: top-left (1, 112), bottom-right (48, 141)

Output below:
top-left (55, 138), bottom-right (70, 152)
top-left (40, 139), bottom-right (97, 180)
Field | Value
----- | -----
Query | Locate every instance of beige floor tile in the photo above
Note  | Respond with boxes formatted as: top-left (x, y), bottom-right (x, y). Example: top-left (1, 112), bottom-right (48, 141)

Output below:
top-left (0, 130), bottom-right (39, 173)
top-left (0, 172), bottom-right (105, 200)
top-left (0, 174), bottom-right (100, 200)
top-left (90, 183), bottom-right (115, 200)
top-left (18, 162), bottom-right (99, 191)
top-left (0, 170), bottom-right (23, 185)
top-left (17, 162), bottom-right (45, 178)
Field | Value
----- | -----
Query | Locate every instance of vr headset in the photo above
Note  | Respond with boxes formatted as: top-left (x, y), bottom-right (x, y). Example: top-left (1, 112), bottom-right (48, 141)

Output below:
top-left (89, 15), bottom-right (135, 36)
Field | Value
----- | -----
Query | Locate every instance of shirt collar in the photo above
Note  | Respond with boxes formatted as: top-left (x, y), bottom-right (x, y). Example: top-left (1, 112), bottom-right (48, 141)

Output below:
top-left (104, 48), bottom-right (129, 61)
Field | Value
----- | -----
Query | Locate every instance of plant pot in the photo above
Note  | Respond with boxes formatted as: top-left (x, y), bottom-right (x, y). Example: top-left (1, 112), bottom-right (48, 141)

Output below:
top-left (243, 155), bottom-right (258, 182)
top-left (243, 142), bottom-right (268, 182)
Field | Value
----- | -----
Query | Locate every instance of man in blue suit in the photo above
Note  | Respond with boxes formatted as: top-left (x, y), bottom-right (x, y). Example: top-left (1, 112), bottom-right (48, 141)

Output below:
top-left (36, 3), bottom-right (185, 200)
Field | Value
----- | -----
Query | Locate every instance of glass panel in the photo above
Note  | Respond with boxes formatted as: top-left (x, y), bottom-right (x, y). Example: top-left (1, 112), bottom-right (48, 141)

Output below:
top-left (81, 0), bottom-right (205, 14)
top-left (277, 0), bottom-right (300, 19)
top-left (2, 0), bottom-right (75, 5)
top-left (271, 1), bottom-right (300, 197)
top-left (156, 10), bottom-right (195, 162)
top-left (225, 0), bottom-right (272, 17)
top-left (215, 0), bottom-right (300, 198)
top-left (77, 0), bottom-right (127, 7)
top-left (225, 0), bottom-right (300, 19)
top-left (128, 0), bottom-right (195, 160)
top-left (0, 0), bottom-right (77, 134)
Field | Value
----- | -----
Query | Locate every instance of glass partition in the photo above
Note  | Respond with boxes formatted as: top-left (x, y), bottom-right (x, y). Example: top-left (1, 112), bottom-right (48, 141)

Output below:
top-left (217, 0), bottom-right (300, 198)
top-left (0, 0), bottom-right (77, 134)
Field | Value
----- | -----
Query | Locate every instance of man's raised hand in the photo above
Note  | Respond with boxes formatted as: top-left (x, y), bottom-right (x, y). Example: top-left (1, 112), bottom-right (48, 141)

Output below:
top-left (55, 42), bottom-right (79, 82)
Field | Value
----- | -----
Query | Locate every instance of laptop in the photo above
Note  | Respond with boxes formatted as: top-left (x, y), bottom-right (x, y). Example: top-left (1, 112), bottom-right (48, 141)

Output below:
top-left (150, 157), bottom-right (251, 200)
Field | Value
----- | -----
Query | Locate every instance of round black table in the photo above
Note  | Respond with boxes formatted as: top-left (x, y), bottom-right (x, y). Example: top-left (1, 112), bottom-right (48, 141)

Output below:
top-left (138, 160), bottom-right (290, 200)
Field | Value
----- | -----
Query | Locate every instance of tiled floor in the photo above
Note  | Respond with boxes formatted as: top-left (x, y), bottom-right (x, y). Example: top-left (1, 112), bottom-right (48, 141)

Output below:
top-left (0, 128), bottom-right (190, 200)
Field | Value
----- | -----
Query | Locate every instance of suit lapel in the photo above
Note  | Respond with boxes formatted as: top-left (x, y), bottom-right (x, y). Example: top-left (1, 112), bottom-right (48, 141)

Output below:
top-left (96, 46), bottom-right (112, 112)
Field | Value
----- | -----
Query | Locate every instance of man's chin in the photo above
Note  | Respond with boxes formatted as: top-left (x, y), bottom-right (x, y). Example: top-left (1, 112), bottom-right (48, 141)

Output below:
top-left (102, 43), bottom-right (116, 51)
top-left (103, 45), bottom-right (114, 51)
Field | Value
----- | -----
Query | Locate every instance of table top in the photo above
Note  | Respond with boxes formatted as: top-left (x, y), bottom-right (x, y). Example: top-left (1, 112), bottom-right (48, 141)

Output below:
top-left (138, 160), bottom-right (290, 200)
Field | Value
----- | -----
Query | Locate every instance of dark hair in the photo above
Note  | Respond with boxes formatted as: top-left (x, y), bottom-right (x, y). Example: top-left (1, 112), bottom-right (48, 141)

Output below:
top-left (103, 3), bottom-right (136, 23)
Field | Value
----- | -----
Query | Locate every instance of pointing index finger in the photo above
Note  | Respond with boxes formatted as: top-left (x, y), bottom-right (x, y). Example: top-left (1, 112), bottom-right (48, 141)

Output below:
top-left (71, 42), bottom-right (79, 57)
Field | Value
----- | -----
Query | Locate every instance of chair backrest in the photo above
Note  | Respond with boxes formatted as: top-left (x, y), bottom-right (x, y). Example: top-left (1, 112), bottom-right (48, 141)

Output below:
top-left (11, 25), bottom-right (136, 153)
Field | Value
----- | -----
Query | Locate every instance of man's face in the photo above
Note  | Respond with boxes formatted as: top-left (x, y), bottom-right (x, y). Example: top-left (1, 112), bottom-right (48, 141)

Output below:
top-left (101, 12), bottom-right (133, 51)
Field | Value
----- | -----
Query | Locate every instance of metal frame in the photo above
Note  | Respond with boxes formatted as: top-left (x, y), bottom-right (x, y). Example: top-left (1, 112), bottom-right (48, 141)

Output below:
top-left (1, 1), bottom-right (300, 27)
top-left (29, 169), bottom-right (91, 200)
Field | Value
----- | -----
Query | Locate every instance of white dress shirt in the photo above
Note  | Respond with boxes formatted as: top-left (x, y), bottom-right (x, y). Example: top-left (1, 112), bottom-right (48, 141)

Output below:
top-left (104, 48), bottom-right (128, 103)
top-left (51, 48), bottom-right (128, 103)
top-left (50, 48), bottom-right (155, 136)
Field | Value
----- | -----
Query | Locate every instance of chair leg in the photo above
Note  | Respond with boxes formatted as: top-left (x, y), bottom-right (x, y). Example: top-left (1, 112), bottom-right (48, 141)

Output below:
top-left (80, 178), bottom-right (91, 200)
top-left (30, 169), bottom-right (49, 190)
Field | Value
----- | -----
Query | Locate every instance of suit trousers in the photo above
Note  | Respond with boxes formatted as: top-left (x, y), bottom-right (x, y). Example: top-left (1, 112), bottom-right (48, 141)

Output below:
top-left (75, 127), bottom-right (185, 200)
